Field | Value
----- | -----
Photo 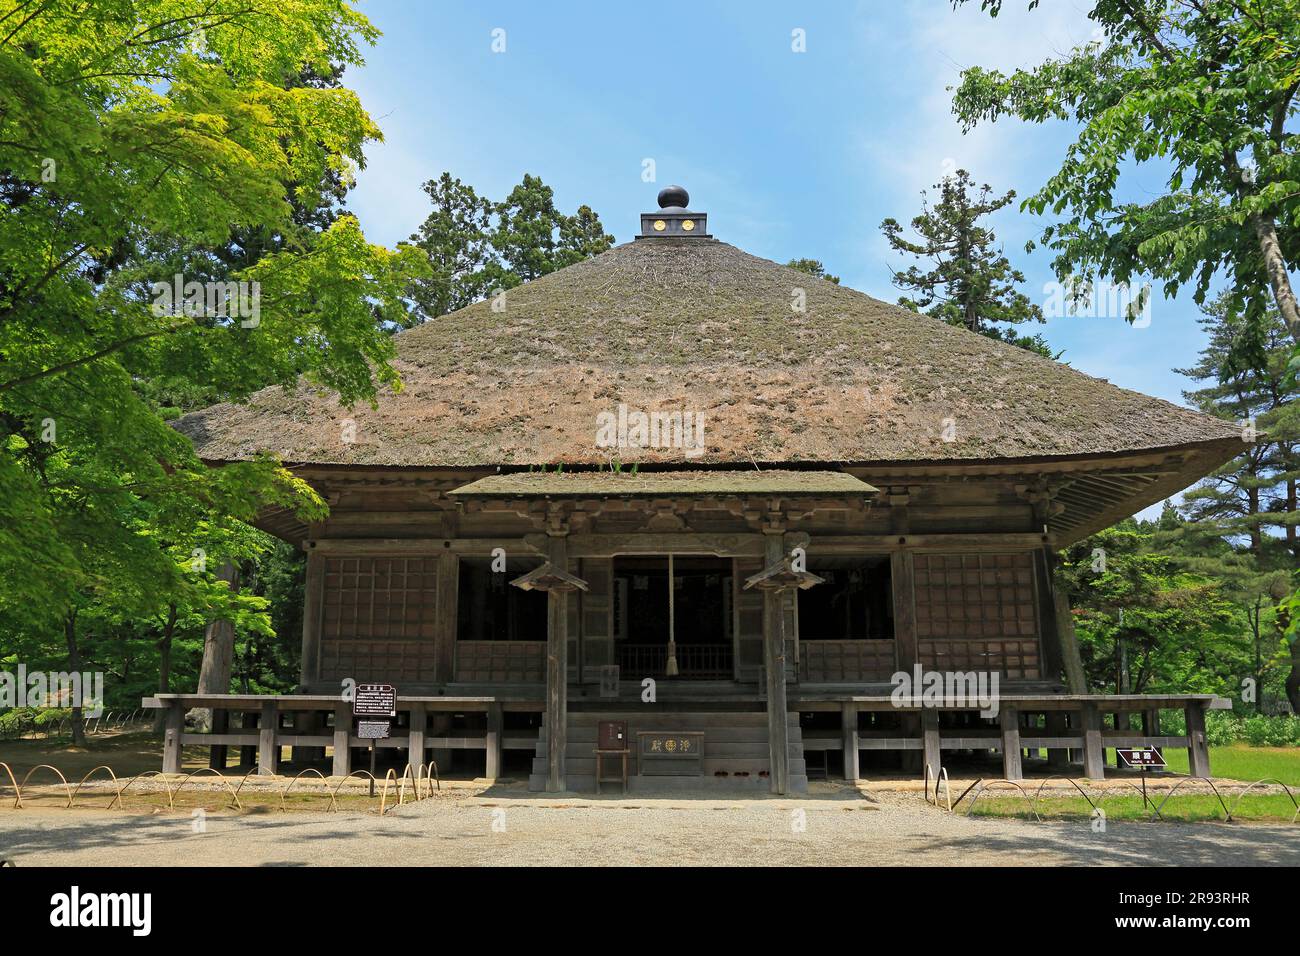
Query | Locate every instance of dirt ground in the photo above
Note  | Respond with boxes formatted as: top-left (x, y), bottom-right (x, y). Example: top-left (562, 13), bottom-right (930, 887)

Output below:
top-left (2, 785), bottom-right (1297, 867)
top-left (3, 730), bottom-right (1297, 867)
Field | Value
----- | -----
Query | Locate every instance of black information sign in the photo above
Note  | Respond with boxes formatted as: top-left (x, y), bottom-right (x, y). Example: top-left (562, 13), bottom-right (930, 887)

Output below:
top-left (352, 683), bottom-right (398, 795)
top-left (356, 719), bottom-right (392, 740)
top-left (353, 682), bottom-right (396, 718)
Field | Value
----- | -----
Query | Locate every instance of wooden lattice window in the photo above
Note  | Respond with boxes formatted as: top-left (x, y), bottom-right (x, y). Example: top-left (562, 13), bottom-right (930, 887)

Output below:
top-left (914, 553), bottom-right (1041, 678)
top-left (321, 556), bottom-right (439, 641)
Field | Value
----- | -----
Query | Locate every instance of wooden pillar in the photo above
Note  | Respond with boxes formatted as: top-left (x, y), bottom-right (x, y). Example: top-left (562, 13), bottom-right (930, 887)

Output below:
top-left (1000, 705), bottom-right (1022, 780)
top-left (430, 714), bottom-right (452, 775)
top-left (486, 703), bottom-right (503, 781)
top-left (292, 709), bottom-right (320, 765)
top-left (841, 701), bottom-right (859, 782)
top-left (1142, 707), bottom-right (1160, 735)
top-left (1033, 547), bottom-right (1066, 685)
top-left (162, 702), bottom-right (183, 774)
top-left (545, 536), bottom-right (569, 793)
top-left (434, 551), bottom-right (459, 683)
top-left (408, 702), bottom-right (426, 771)
top-left (890, 549), bottom-right (917, 672)
top-left (900, 712), bottom-right (922, 773)
top-left (238, 709), bottom-right (257, 767)
top-left (332, 703), bottom-right (351, 777)
top-left (762, 533), bottom-right (790, 795)
top-left (208, 708), bottom-right (228, 770)
top-left (763, 589), bottom-right (791, 795)
top-left (300, 548), bottom-right (324, 688)
top-left (1186, 702), bottom-right (1210, 777)
top-left (1052, 586), bottom-right (1087, 693)
top-left (921, 708), bottom-right (941, 779)
top-left (1081, 703), bottom-right (1105, 780)
top-left (1142, 707), bottom-right (1162, 762)
top-left (257, 699), bottom-right (279, 776)
top-left (1046, 711), bottom-right (1069, 769)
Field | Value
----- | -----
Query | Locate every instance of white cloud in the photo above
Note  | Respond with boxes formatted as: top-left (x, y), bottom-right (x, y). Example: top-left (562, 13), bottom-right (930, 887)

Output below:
top-left (859, 1), bottom-right (1097, 202)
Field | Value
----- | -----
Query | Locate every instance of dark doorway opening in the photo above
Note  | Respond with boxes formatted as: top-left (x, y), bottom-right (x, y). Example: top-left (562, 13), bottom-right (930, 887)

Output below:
top-left (798, 555), bottom-right (894, 640)
top-left (457, 557), bottom-right (548, 641)
top-left (613, 556), bottom-right (733, 679)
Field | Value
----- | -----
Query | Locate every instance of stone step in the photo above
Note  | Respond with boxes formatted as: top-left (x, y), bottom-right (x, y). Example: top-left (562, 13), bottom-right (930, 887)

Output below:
top-left (527, 759), bottom-right (800, 775)
top-left (527, 772), bottom-right (811, 794)
top-left (546, 740), bottom-right (780, 758)
top-left (546, 733), bottom-right (790, 749)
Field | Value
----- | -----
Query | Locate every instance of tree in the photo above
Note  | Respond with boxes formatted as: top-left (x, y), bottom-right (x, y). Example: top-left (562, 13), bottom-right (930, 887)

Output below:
top-left (493, 175), bottom-right (614, 284)
top-left (1174, 294), bottom-right (1300, 710)
top-left (952, 0), bottom-right (1300, 351)
top-left (881, 169), bottom-right (1052, 356)
top-left (0, 1), bottom-right (428, 730)
top-left (1177, 296), bottom-right (1300, 556)
top-left (407, 172), bottom-right (614, 322)
top-left (1159, 506), bottom-right (1293, 711)
top-left (1059, 519), bottom-right (1243, 696)
top-left (130, 61), bottom-right (361, 412)
top-left (787, 259), bottom-right (841, 284)
top-left (135, 60), bottom-right (372, 711)
top-left (406, 173), bottom-right (498, 323)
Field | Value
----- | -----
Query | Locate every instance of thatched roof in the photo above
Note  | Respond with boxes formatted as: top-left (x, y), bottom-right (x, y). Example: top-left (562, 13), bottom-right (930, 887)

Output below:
top-left (176, 237), bottom-right (1241, 467)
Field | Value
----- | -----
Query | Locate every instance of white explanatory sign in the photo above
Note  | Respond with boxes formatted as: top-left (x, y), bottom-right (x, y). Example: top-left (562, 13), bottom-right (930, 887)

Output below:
top-left (1117, 747), bottom-right (1166, 769)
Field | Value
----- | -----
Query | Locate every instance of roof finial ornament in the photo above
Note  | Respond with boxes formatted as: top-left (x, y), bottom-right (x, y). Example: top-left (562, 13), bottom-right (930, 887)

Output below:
top-left (658, 185), bottom-right (689, 210)
top-left (639, 184), bottom-right (708, 238)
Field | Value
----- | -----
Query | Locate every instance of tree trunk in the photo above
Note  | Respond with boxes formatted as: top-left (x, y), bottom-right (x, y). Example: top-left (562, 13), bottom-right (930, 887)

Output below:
top-left (190, 562), bottom-right (239, 732)
top-left (1288, 475), bottom-right (1297, 557)
top-left (1116, 632), bottom-right (1130, 694)
top-left (1248, 485), bottom-right (1262, 553)
top-left (1251, 600), bottom-right (1264, 714)
top-left (153, 603), bottom-right (178, 734)
top-left (64, 611), bottom-right (86, 747)
top-left (1252, 212), bottom-right (1300, 342)
top-left (1286, 638), bottom-right (1300, 714)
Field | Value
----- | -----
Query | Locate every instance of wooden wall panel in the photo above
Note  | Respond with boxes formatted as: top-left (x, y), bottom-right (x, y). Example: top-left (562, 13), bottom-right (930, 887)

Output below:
top-left (800, 640), bottom-right (896, 682)
top-left (321, 555), bottom-right (439, 641)
top-left (320, 639), bottom-right (438, 683)
top-left (733, 557), bottom-right (764, 682)
top-left (580, 558), bottom-right (614, 681)
top-left (453, 641), bottom-right (545, 682)
top-left (319, 555), bottom-right (439, 682)
top-left (913, 552), bottom-right (1041, 678)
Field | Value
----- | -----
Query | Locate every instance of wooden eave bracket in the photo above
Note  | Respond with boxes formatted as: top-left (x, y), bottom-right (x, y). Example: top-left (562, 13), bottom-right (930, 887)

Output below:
top-left (509, 562), bottom-right (590, 593)
top-left (743, 556), bottom-right (824, 592)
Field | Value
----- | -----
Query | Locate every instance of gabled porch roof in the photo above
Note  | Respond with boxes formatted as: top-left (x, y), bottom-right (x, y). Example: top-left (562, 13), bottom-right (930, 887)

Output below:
top-left (445, 469), bottom-right (879, 499)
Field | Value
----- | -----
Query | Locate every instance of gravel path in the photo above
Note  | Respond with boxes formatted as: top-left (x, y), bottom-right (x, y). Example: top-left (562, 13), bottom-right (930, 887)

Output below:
top-left (2, 790), bottom-right (1297, 866)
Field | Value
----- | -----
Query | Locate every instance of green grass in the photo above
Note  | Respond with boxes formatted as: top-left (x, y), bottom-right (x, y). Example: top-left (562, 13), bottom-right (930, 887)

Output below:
top-left (971, 792), bottom-right (1298, 823)
top-left (972, 745), bottom-right (1300, 823)
top-left (1157, 744), bottom-right (1300, 787)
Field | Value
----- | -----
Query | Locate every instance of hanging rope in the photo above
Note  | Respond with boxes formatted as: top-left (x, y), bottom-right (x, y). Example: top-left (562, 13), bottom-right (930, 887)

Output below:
top-left (665, 553), bottom-right (679, 676)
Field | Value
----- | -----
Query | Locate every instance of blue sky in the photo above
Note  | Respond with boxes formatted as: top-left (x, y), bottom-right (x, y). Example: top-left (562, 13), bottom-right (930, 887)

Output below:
top-left (345, 0), bottom-right (1217, 447)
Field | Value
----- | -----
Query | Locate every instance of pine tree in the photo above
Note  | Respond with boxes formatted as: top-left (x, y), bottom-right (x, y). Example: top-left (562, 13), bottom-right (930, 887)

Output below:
top-left (407, 173), bottom-right (497, 322)
top-left (881, 169), bottom-right (1052, 357)
top-left (1173, 294), bottom-right (1300, 711)
top-left (408, 173), bottom-right (614, 322)
top-left (786, 259), bottom-right (840, 284)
